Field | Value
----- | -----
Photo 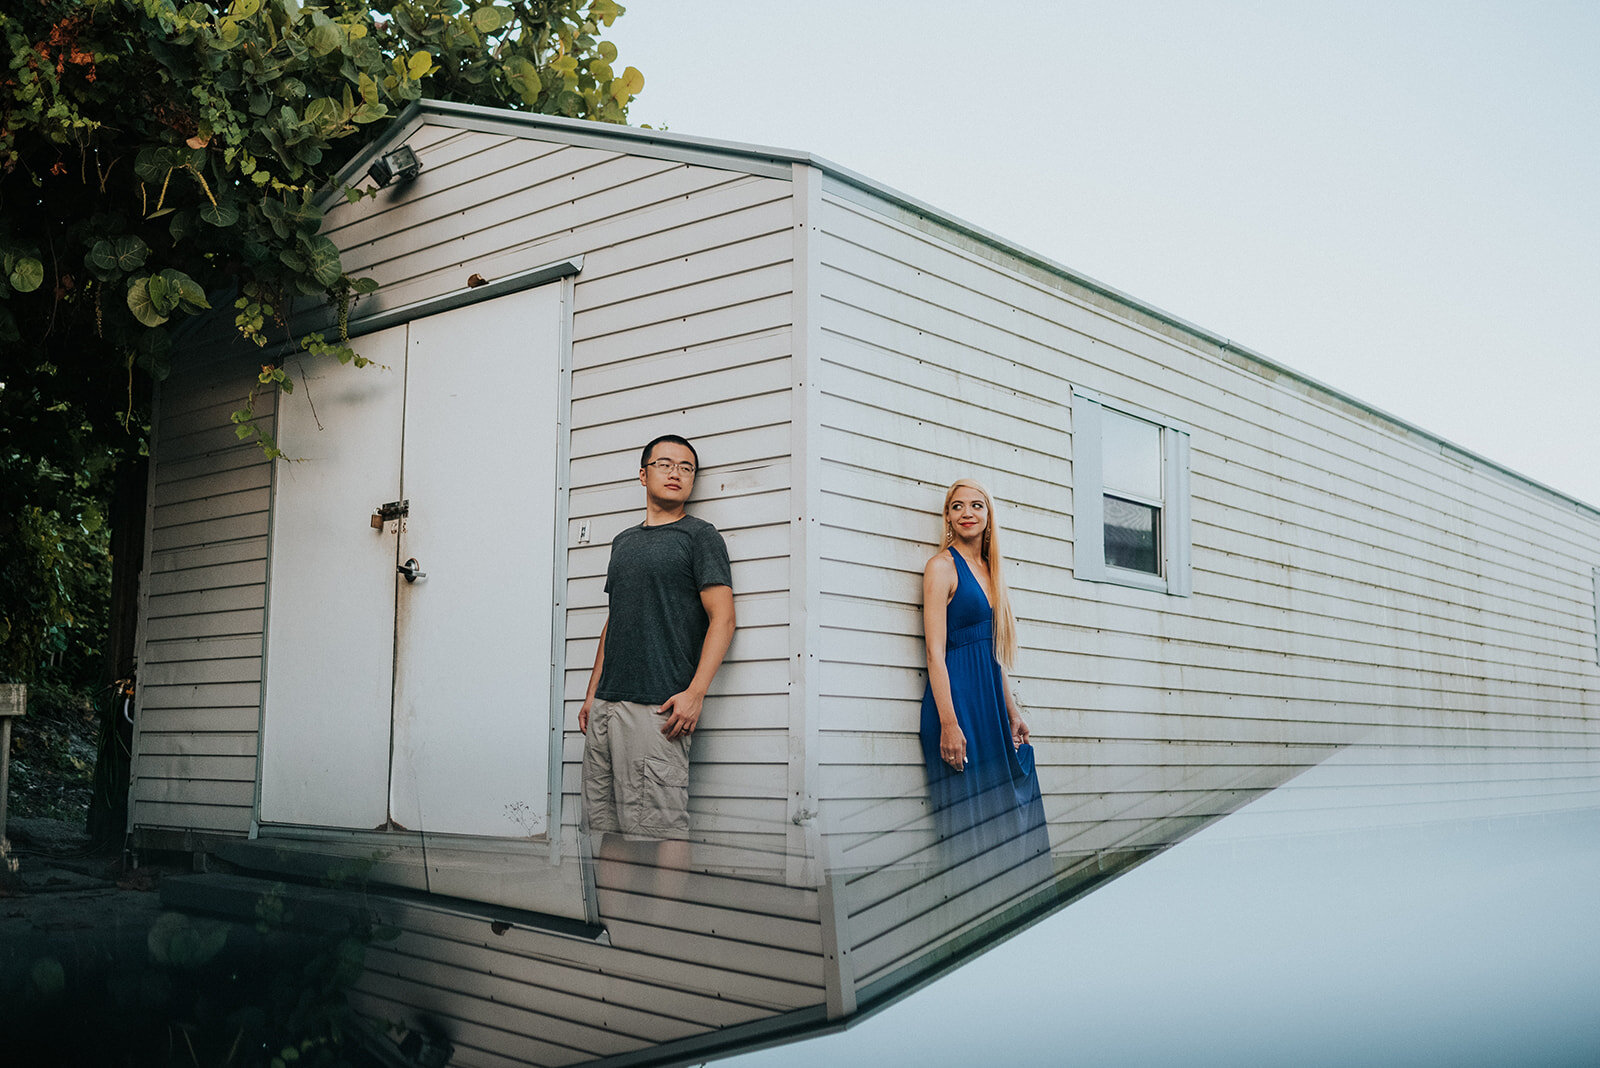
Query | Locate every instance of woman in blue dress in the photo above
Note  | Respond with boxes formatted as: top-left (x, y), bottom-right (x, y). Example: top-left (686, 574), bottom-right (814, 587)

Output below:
top-left (921, 479), bottom-right (1047, 853)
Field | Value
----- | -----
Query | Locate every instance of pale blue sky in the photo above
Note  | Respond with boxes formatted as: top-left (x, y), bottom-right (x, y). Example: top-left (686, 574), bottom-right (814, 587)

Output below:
top-left (612, 1), bottom-right (1600, 506)
top-left (606, 6), bottom-right (1600, 1064)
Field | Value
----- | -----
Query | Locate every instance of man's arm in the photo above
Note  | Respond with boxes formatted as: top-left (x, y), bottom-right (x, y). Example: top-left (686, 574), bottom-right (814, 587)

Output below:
top-left (659, 585), bottom-right (735, 739)
top-left (578, 618), bottom-right (607, 734)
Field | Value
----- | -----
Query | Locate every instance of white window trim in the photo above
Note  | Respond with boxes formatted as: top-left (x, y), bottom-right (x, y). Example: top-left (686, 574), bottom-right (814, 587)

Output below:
top-left (1592, 567), bottom-right (1600, 667)
top-left (1072, 386), bottom-right (1192, 596)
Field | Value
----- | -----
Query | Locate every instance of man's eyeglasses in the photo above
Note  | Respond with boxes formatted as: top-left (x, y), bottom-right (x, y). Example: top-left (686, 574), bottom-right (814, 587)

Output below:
top-left (645, 459), bottom-right (696, 476)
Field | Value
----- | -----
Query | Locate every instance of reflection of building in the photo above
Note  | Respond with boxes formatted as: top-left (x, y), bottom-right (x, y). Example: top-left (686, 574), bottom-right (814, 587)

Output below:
top-left (128, 102), bottom-right (1600, 1064)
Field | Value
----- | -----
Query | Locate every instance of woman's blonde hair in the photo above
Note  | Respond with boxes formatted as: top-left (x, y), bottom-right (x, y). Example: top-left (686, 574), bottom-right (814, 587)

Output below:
top-left (939, 478), bottom-right (1018, 669)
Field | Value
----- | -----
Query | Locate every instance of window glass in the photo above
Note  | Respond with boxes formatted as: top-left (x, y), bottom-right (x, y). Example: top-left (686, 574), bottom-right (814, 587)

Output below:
top-left (1104, 495), bottom-right (1160, 574)
top-left (1101, 408), bottom-right (1162, 499)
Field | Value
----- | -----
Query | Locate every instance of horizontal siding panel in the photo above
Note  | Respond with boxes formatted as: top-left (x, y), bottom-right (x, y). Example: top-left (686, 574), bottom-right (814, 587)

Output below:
top-left (131, 778), bottom-right (255, 807)
top-left (1195, 458), bottom-right (1589, 610)
top-left (147, 543), bottom-right (268, 575)
top-left (816, 399), bottom-right (1064, 501)
top-left (139, 656), bottom-right (261, 687)
top-left (572, 330), bottom-right (790, 404)
top-left (146, 585), bottom-right (264, 619)
top-left (595, 886), bottom-right (820, 956)
top-left (570, 368), bottom-right (791, 456)
top-left (597, 917), bottom-right (823, 989)
top-left (848, 850), bottom-right (1056, 977)
top-left (149, 513), bottom-right (270, 554)
top-left (329, 136), bottom-right (577, 249)
top-left (139, 680), bottom-right (262, 710)
top-left (360, 152), bottom-right (708, 270)
top-left (365, 887), bottom-right (822, 1011)
top-left (351, 168), bottom-right (785, 324)
top-left (134, 753), bottom-right (255, 780)
top-left (348, 163), bottom-right (759, 303)
top-left (144, 557), bottom-right (266, 597)
top-left (577, 204), bottom-right (796, 311)
top-left (341, 143), bottom-right (659, 264)
top-left (161, 396), bottom-right (268, 444)
top-left (575, 259), bottom-right (793, 343)
top-left (142, 635), bottom-right (264, 665)
top-left (151, 462), bottom-right (271, 508)
top-left (571, 294), bottom-right (792, 370)
top-left (155, 368), bottom-right (276, 425)
top-left (127, 799), bottom-right (251, 833)
top-left (362, 947), bottom-right (709, 1047)
top-left (156, 422), bottom-right (274, 466)
top-left (153, 486), bottom-right (269, 530)
top-left (575, 229), bottom-right (794, 319)
top-left (140, 608), bottom-right (264, 642)
top-left (154, 446), bottom-right (271, 490)
top-left (136, 731), bottom-right (259, 757)
top-left (373, 928), bottom-right (776, 1031)
top-left (135, 705), bottom-right (260, 733)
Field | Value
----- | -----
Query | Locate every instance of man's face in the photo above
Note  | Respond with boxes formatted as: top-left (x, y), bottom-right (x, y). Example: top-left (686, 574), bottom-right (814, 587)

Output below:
top-left (640, 441), bottom-right (697, 506)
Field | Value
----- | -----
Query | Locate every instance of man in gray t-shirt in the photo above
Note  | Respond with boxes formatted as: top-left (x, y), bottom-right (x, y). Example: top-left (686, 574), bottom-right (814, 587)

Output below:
top-left (579, 434), bottom-right (735, 874)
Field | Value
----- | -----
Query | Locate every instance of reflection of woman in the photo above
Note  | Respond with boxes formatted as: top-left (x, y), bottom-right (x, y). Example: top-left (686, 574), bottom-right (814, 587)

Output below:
top-left (920, 479), bottom-right (1047, 849)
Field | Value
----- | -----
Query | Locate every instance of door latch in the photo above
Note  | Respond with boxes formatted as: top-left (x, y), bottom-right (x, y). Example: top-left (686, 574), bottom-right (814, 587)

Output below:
top-left (398, 558), bottom-right (426, 583)
top-left (371, 499), bottom-right (409, 530)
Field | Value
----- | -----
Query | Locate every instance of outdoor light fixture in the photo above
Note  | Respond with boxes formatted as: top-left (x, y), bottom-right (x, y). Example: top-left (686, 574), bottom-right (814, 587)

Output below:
top-left (368, 145), bottom-right (422, 187)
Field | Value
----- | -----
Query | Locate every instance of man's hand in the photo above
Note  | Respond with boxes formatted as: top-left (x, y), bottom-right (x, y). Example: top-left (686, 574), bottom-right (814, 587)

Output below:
top-left (659, 688), bottom-right (704, 739)
top-left (579, 698), bottom-right (592, 734)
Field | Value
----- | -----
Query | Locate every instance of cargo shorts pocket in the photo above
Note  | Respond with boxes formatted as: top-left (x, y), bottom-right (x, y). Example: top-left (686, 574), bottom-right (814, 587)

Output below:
top-left (628, 756), bottom-right (689, 834)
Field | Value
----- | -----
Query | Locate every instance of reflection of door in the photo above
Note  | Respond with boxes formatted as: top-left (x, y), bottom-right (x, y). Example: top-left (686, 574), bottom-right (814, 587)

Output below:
top-left (261, 285), bottom-right (561, 838)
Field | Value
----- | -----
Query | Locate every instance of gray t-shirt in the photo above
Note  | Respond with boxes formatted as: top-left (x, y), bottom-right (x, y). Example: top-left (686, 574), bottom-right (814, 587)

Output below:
top-left (595, 514), bottom-right (733, 705)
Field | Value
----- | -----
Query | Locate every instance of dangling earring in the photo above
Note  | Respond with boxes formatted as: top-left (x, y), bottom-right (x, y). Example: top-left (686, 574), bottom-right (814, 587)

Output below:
top-left (944, 521), bottom-right (953, 544)
top-left (982, 529), bottom-right (991, 555)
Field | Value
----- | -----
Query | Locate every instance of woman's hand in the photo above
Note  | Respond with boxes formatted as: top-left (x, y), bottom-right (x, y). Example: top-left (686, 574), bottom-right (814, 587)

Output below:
top-left (941, 722), bottom-right (967, 771)
top-left (1010, 714), bottom-right (1030, 748)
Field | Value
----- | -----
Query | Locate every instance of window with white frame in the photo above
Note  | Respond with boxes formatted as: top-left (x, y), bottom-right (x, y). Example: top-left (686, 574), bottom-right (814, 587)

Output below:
top-left (1071, 387), bottom-right (1192, 595)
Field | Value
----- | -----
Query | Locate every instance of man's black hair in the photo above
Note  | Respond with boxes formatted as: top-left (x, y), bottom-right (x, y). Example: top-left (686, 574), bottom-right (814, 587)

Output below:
top-left (640, 434), bottom-right (699, 469)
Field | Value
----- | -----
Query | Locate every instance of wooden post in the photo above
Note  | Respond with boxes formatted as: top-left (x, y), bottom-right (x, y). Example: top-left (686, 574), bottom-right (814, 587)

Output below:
top-left (0, 683), bottom-right (25, 845)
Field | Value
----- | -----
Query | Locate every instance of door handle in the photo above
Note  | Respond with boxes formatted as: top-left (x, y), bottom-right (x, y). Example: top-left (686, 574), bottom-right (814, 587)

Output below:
top-left (398, 558), bottom-right (427, 583)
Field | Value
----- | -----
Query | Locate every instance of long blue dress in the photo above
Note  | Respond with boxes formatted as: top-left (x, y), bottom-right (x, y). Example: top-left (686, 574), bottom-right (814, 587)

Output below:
top-left (920, 548), bottom-right (1048, 854)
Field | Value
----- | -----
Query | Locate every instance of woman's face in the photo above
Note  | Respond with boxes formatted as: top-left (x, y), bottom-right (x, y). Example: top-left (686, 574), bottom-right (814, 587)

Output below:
top-left (946, 488), bottom-right (989, 541)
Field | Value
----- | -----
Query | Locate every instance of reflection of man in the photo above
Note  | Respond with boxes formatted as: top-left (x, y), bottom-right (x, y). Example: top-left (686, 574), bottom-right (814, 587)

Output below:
top-left (579, 434), bottom-right (735, 877)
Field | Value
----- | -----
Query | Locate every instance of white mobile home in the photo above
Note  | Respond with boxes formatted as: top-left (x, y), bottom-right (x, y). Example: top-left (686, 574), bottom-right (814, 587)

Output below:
top-left (134, 101), bottom-right (1600, 1065)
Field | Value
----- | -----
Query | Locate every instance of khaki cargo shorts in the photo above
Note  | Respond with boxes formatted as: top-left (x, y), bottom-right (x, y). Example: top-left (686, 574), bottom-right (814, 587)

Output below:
top-left (582, 699), bottom-right (692, 840)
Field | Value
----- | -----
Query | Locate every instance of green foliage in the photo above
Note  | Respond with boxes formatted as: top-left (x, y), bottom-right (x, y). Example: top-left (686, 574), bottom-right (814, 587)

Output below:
top-left (0, 458), bottom-right (114, 684)
top-left (0, 0), bottom-right (642, 683)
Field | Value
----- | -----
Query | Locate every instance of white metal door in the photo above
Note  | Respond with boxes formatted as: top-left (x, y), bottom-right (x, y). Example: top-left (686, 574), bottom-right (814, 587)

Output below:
top-left (260, 325), bottom-right (407, 829)
top-left (262, 285), bottom-right (561, 838)
top-left (389, 286), bottom-right (560, 837)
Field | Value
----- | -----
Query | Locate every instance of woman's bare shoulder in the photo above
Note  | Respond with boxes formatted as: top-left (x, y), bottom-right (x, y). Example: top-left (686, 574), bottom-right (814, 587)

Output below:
top-left (923, 550), bottom-right (956, 578)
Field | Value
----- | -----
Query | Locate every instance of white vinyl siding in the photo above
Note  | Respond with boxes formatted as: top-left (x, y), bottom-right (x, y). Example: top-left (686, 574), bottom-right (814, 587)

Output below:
top-left (131, 355), bottom-right (275, 835)
top-left (810, 172), bottom-right (1600, 993)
